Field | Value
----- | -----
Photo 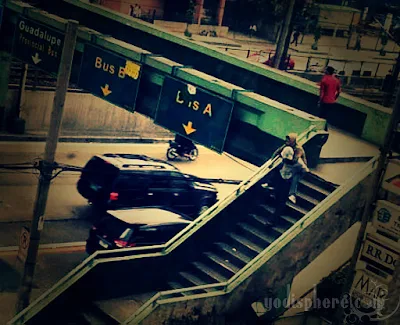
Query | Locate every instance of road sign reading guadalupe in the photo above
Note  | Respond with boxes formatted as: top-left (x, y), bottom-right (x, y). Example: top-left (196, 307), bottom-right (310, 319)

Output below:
top-left (13, 18), bottom-right (65, 75)
top-left (78, 44), bottom-right (142, 111)
top-left (155, 77), bottom-right (234, 153)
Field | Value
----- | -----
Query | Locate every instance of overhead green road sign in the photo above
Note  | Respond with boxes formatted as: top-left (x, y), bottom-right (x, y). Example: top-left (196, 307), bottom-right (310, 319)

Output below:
top-left (78, 44), bottom-right (142, 111)
top-left (155, 76), bottom-right (234, 153)
top-left (12, 18), bottom-right (65, 75)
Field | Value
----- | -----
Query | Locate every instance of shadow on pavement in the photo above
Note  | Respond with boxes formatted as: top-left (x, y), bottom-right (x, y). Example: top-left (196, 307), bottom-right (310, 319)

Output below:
top-left (0, 259), bottom-right (21, 292)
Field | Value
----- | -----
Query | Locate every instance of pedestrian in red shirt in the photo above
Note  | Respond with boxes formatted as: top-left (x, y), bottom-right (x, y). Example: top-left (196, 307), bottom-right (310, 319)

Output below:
top-left (318, 66), bottom-right (341, 128)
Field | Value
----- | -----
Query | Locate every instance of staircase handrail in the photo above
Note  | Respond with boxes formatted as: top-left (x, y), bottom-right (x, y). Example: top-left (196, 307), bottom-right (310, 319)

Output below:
top-left (123, 148), bottom-right (379, 325)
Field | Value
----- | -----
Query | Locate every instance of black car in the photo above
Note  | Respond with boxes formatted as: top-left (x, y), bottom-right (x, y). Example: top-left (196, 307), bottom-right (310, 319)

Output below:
top-left (86, 207), bottom-right (192, 254)
top-left (77, 154), bottom-right (218, 217)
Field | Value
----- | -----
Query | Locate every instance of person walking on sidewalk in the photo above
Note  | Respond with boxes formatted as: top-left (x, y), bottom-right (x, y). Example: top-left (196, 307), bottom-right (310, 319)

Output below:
top-left (354, 34), bottom-right (362, 51)
top-left (318, 66), bottom-right (341, 129)
top-left (291, 30), bottom-right (301, 47)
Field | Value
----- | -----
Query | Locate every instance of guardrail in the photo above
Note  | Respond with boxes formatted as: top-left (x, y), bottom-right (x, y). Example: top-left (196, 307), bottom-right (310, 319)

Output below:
top-left (223, 47), bottom-right (397, 78)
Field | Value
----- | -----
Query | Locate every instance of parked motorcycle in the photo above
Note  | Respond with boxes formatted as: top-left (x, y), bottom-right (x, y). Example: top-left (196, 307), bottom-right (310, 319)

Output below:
top-left (166, 140), bottom-right (199, 161)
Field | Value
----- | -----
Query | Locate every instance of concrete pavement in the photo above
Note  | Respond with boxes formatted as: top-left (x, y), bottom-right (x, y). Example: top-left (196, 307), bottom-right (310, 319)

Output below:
top-left (0, 250), bottom-right (87, 325)
top-left (0, 219), bottom-right (92, 248)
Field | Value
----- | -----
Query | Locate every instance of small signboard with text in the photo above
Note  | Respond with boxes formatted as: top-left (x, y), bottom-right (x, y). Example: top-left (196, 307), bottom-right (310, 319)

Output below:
top-left (155, 76), bottom-right (234, 153)
top-left (78, 44), bottom-right (142, 112)
top-left (359, 234), bottom-right (399, 276)
top-left (372, 200), bottom-right (400, 240)
top-left (382, 160), bottom-right (400, 198)
top-left (350, 269), bottom-right (389, 310)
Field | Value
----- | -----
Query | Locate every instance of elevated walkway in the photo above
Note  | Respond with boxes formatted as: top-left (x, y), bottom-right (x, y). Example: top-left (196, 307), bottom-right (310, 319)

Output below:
top-left (1, 0), bottom-right (329, 168)
top-left (31, 0), bottom-right (392, 146)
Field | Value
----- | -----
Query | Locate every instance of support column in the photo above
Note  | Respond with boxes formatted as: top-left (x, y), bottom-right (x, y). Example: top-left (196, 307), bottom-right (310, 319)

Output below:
top-left (0, 51), bottom-right (11, 131)
top-left (195, 0), bottom-right (204, 25)
top-left (217, 0), bottom-right (226, 27)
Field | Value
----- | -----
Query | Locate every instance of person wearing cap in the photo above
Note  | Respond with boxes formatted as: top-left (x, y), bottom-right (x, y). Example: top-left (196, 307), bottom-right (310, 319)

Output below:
top-left (272, 133), bottom-right (308, 204)
top-left (318, 66), bottom-right (341, 129)
top-left (261, 146), bottom-right (308, 223)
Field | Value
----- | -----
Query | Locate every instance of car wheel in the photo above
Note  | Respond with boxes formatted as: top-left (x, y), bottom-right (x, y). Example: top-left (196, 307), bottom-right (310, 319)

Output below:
top-left (188, 148), bottom-right (198, 161)
top-left (167, 147), bottom-right (178, 160)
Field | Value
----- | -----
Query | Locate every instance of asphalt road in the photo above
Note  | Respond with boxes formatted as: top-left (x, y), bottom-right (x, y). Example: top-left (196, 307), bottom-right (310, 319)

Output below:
top-left (0, 141), bottom-right (256, 224)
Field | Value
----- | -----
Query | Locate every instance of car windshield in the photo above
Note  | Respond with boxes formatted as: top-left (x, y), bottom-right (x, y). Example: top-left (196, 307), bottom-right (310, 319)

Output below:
top-left (82, 156), bottom-right (119, 188)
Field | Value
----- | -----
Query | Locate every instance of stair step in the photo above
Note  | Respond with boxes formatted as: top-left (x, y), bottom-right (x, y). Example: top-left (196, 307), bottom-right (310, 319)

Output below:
top-left (286, 201), bottom-right (309, 215)
top-left (304, 173), bottom-right (338, 193)
top-left (191, 261), bottom-right (228, 283)
top-left (259, 204), bottom-right (275, 215)
top-left (179, 272), bottom-right (216, 293)
top-left (204, 252), bottom-right (240, 275)
top-left (248, 213), bottom-right (271, 227)
top-left (269, 225), bottom-right (287, 235)
top-left (248, 213), bottom-right (287, 235)
top-left (237, 222), bottom-right (276, 244)
top-left (215, 242), bottom-right (252, 264)
top-left (81, 303), bottom-right (120, 324)
top-left (168, 281), bottom-right (196, 296)
top-left (226, 232), bottom-right (263, 255)
top-left (296, 191), bottom-right (320, 206)
top-left (281, 215), bottom-right (298, 225)
top-left (299, 179), bottom-right (331, 197)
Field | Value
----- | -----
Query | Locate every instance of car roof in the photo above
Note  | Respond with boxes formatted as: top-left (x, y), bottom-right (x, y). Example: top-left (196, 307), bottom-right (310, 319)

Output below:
top-left (96, 154), bottom-right (179, 172)
top-left (107, 207), bottom-right (192, 226)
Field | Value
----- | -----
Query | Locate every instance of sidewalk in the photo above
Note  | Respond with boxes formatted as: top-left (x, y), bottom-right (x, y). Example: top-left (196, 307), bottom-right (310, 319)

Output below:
top-left (0, 219), bottom-right (92, 248)
top-left (0, 131), bottom-right (173, 143)
top-left (223, 32), bottom-right (398, 63)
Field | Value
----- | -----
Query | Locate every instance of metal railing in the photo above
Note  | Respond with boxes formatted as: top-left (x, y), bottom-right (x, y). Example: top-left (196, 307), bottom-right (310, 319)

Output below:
top-left (223, 47), bottom-right (397, 78)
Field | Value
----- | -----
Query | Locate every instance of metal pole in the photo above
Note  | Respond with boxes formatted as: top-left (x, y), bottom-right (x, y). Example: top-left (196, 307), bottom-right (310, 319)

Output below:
top-left (333, 76), bottom-right (400, 325)
top-left (15, 63), bottom-right (28, 119)
top-left (383, 52), bottom-right (400, 107)
top-left (346, 12), bottom-right (355, 50)
top-left (306, 57), bottom-right (311, 72)
top-left (374, 63), bottom-right (380, 78)
top-left (15, 20), bottom-right (79, 314)
top-left (274, 0), bottom-right (295, 69)
top-left (375, 34), bottom-right (380, 51)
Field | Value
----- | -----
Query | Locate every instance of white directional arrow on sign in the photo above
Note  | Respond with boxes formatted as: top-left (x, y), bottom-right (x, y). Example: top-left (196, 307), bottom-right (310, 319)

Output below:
top-left (31, 53), bottom-right (42, 65)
